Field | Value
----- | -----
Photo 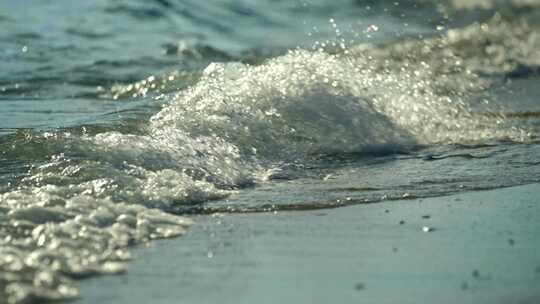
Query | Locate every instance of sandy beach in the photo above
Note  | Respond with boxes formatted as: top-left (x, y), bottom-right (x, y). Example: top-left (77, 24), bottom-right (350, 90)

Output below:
top-left (75, 183), bottom-right (540, 304)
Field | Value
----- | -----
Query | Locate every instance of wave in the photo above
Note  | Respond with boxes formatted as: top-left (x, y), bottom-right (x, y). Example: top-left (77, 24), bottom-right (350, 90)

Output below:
top-left (1, 12), bottom-right (538, 303)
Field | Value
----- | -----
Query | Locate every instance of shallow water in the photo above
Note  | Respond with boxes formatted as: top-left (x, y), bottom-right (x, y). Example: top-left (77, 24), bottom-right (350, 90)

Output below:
top-left (1, 0), bottom-right (540, 303)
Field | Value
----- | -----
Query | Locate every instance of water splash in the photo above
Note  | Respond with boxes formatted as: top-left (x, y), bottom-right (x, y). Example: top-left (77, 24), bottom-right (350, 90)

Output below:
top-left (1, 11), bottom-right (537, 303)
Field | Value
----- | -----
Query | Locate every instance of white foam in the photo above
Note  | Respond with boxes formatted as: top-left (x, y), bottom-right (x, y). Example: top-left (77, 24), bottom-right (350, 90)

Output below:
top-left (152, 48), bottom-right (526, 160)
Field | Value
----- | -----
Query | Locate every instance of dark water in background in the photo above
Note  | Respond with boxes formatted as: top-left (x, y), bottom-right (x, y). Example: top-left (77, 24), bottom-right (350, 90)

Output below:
top-left (1, 0), bottom-right (540, 303)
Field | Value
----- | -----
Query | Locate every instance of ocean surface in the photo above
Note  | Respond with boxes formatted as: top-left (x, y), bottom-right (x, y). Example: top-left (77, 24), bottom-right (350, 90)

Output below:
top-left (1, 0), bottom-right (540, 303)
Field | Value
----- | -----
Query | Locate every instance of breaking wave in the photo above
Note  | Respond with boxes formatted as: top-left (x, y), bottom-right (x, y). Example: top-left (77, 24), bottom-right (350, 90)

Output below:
top-left (1, 6), bottom-right (539, 304)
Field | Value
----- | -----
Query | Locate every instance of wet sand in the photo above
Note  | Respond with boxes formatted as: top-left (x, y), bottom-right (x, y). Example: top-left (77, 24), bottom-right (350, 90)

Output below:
top-left (76, 183), bottom-right (540, 304)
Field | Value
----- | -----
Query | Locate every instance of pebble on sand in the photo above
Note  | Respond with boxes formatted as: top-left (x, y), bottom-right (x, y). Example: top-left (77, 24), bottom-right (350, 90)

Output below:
top-left (354, 283), bottom-right (365, 291)
top-left (422, 226), bottom-right (433, 232)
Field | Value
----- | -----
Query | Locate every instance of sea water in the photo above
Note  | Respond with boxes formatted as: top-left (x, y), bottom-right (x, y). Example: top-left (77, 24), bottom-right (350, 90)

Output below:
top-left (1, 0), bottom-right (540, 303)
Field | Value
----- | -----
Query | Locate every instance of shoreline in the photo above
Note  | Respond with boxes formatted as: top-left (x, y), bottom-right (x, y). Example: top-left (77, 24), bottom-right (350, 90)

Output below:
top-left (75, 183), bottom-right (540, 304)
